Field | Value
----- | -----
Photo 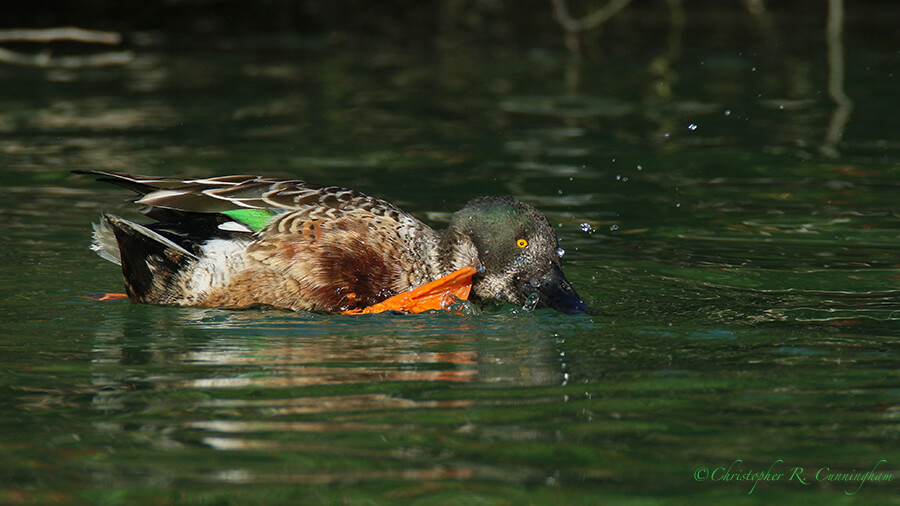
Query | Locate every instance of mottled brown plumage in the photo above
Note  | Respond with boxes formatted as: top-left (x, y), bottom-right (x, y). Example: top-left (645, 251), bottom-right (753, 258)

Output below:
top-left (77, 170), bottom-right (589, 314)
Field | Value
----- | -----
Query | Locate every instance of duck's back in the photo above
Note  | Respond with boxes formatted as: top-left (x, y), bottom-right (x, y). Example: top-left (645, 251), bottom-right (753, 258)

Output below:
top-left (81, 171), bottom-right (444, 312)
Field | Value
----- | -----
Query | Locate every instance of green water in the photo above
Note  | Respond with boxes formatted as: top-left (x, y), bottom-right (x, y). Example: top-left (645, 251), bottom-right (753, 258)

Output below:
top-left (1, 4), bottom-right (899, 504)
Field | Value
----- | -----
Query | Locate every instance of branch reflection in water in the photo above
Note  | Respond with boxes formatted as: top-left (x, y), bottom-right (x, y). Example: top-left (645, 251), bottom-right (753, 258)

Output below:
top-left (823, 0), bottom-right (853, 158)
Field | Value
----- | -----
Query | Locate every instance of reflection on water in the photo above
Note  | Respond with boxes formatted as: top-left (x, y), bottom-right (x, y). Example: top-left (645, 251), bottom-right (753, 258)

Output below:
top-left (89, 310), bottom-right (564, 411)
top-left (75, 308), bottom-right (576, 490)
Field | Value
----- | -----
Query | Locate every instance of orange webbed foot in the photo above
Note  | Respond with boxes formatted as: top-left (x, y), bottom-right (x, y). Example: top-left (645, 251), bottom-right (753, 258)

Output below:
top-left (87, 292), bottom-right (129, 301)
top-left (343, 267), bottom-right (477, 315)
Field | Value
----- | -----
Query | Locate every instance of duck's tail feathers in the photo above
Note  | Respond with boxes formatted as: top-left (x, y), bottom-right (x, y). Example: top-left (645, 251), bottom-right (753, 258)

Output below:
top-left (91, 216), bottom-right (122, 266)
top-left (72, 170), bottom-right (165, 195)
top-left (94, 214), bottom-right (198, 303)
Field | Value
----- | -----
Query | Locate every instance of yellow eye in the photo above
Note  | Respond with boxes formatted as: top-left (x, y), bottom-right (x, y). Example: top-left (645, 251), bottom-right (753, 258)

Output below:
top-left (516, 238), bottom-right (528, 248)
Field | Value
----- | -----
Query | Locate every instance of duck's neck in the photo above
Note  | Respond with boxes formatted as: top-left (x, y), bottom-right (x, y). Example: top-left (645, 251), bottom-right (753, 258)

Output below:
top-left (436, 225), bottom-right (480, 276)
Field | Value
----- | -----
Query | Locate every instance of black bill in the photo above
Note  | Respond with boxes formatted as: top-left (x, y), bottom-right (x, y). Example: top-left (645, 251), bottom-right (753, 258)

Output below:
top-left (525, 263), bottom-right (591, 315)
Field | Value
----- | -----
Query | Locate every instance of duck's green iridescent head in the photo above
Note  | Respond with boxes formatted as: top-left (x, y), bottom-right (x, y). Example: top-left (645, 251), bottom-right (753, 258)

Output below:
top-left (448, 196), bottom-right (590, 314)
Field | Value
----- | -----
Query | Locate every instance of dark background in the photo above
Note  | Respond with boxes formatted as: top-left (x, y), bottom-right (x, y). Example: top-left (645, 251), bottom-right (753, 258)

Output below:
top-left (6, 0), bottom-right (899, 48)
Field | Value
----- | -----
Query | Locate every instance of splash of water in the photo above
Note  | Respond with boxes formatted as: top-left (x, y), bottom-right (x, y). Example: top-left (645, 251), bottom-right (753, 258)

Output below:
top-left (522, 292), bottom-right (541, 312)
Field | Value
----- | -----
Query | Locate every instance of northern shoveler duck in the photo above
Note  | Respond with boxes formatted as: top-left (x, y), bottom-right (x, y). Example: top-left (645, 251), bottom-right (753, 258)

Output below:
top-left (76, 170), bottom-right (590, 315)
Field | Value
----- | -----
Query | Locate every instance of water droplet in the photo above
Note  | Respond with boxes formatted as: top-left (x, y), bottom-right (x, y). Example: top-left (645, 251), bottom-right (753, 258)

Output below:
top-left (676, 203), bottom-right (681, 208)
top-left (637, 164), bottom-right (643, 171)
top-left (580, 222), bottom-right (594, 233)
top-left (568, 177), bottom-right (573, 181)
top-left (724, 109), bottom-right (731, 116)
top-left (688, 123), bottom-right (698, 131)
top-left (751, 66), bottom-right (757, 72)
top-left (663, 132), bottom-right (670, 138)
top-left (556, 247), bottom-right (566, 257)
top-left (447, 298), bottom-right (480, 316)
top-left (609, 224), bottom-right (619, 232)
top-left (557, 189), bottom-right (563, 195)
top-left (522, 292), bottom-right (541, 312)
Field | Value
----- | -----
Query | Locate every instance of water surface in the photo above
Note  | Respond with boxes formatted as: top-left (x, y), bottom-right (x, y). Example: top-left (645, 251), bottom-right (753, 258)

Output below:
top-left (1, 3), bottom-right (898, 504)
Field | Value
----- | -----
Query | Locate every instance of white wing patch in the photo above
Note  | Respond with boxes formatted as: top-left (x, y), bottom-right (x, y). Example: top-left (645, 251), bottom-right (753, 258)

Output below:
top-left (218, 221), bottom-right (254, 233)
